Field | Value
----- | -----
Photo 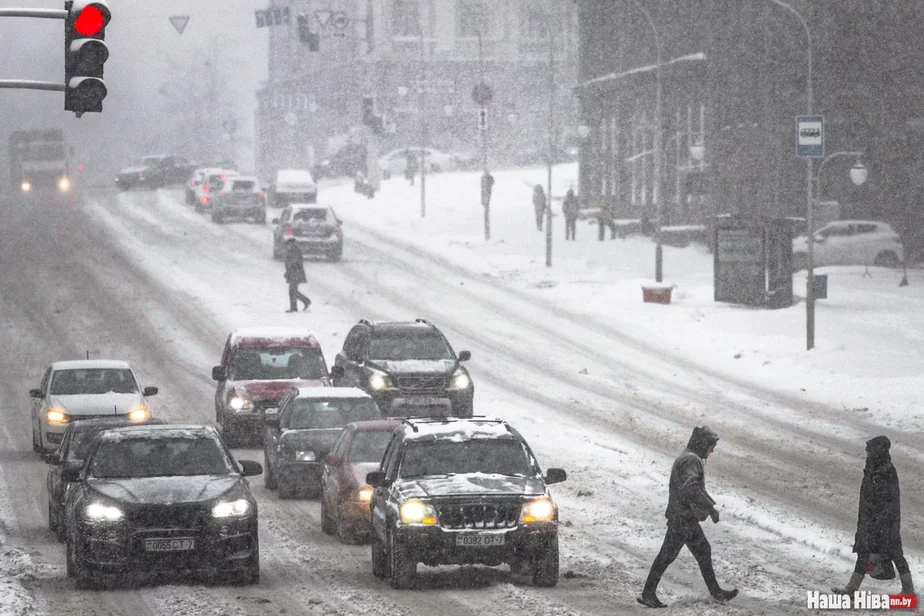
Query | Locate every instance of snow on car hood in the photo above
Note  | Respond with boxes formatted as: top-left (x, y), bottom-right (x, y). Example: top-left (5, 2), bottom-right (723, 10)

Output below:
top-left (233, 378), bottom-right (329, 402)
top-left (279, 428), bottom-right (341, 454)
top-left (52, 392), bottom-right (145, 416)
top-left (88, 475), bottom-right (240, 505)
top-left (366, 359), bottom-right (456, 375)
top-left (398, 473), bottom-right (546, 498)
top-left (119, 166), bottom-right (147, 174)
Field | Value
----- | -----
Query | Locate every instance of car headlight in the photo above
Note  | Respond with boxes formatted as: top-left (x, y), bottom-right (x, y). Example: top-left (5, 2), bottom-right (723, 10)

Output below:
top-left (294, 450), bottom-right (316, 462)
top-left (212, 498), bottom-right (251, 518)
top-left (400, 500), bottom-right (438, 525)
top-left (520, 498), bottom-right (555, 523)
top-left (357, 486), bottom-right (373, 502)
top-left (84, 501), bottom-right (124, 522)
top-left (58, 177), bottom-right (71, 191)
top-left (126, 407), bottom-right (150, 421)
top-left (368, 373), bottom-right (393, 390)
top-left (227, 393), bottom-right (254, 412)
top-left (46, 408), bottom-right (69, 424)
top-left (448, 369), bottom-right (471, 390)
top-left (20, 181), bottom-right (31, 192)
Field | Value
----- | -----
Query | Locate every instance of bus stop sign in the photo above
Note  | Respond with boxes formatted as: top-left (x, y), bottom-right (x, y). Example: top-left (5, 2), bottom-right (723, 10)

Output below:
top-left (797, 115), bottom-right (824, 158)
top-left (472, 82), bottom-right (493, 106)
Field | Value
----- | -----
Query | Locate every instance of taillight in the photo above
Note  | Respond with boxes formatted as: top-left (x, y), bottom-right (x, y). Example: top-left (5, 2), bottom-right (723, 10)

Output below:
top-left (201, 196), bottom-right (210, 205)
top-left (138, 172), bottom-right (145, 179)
top-left (203, 184), bottom-right (209, 192)
top-left (284, 226), bottom-right (294, 237)
top-left (259, 192), bottom-right (265, 199)
top-left (220, 192), bottom-right (227, 197)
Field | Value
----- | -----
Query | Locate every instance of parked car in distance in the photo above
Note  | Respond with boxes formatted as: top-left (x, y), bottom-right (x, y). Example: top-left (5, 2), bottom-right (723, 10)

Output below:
top-left (263, 387), bottom-right (382, 498)
top-left (62, 424), bottom-right (262, 589)
top-left (367, 416), bottom-right (567, 589)
top-left (272, 203), bottom-right (343, 262)
top-left (320, 419), bottom-right (401, 543)
top-left (333, 319), bottom-right (474, 418)
top-left (379, 148), bottom-right (468, 179)
top-left (213, 328), bottom-right (332, 447)
top-left (210, 175), bottom-right (266, 224)
top-left (30, 360), bottom-right (158, 453)
top-left (268, 169), bottom-right (317, 207)
top-left (792, 220), bottom-right (904, 271)
top-left (116, 154), bottom-right (196, 190)
top-left (312, 143), bottom-right (368, 180)
top-left (45, 416), bottom-right (167, 541)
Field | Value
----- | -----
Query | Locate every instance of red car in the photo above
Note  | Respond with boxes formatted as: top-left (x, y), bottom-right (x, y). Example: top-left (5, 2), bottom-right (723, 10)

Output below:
top-left (212, 328), bottom-right (331, 446)
top-left (320, 419), bottom-right (402, 543)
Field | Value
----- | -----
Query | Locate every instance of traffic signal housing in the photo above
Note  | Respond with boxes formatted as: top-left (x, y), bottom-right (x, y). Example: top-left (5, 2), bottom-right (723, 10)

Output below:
top-left (65, 0), bottom-right (110, 115)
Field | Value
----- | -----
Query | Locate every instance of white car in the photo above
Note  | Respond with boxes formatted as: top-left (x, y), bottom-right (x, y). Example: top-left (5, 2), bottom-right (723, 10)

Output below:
top-left (186, 167), bottom-right (229, 206)
top-left (195, 168), bottom-right (240, 212)
top-left (270, 169), bottom-right (318, 207)
top-left (793, 220), bottom-right (904, 270)
top-left (30, 360), bottom-right (158, 453)
top-left (211, 175), bottom-right (267, 224)
top-left (378, 147), bottom-right (469, 178)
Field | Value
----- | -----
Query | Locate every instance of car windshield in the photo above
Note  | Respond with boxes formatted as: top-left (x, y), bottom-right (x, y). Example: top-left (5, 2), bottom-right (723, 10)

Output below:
top-left (368, 334), bottom-right (454, 361)
top-left (230, 347), bottom-right (326, 380)
top-left (399, 440), bottom-right (534, 478)
top-left (68, 429), bottom-right (101, 461)
top-left (347, 430), bottom-right (394, 464)
top-left (293, 209), bottom-right (328, 223)
top-left (230, 180), bottom-right (256, 191)
top-left (288, 399), bottom-right (381, 430)
top-left (50, 368), bottom-right (139, 395)
top-left (90, 437), bottom-right (233, 478)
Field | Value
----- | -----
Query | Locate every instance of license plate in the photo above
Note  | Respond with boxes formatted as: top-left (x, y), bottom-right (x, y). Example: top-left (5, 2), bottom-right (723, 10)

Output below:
top-left (144, 537), bottom-right (195, 552)
top-left (400, 397), bottom-right (444, 406)
top-left (455, 534), bottom-right (505, 547)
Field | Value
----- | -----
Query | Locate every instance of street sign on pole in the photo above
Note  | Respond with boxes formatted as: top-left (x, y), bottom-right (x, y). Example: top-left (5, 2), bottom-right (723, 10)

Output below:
top-left (797, 115), bottom-right (824, 158)
top-left (478, 107), bottom-right (488, 131)
top-left (472, 82), bottom-right (493, 106)
top-left (168, 15), bottom-right (189, 34)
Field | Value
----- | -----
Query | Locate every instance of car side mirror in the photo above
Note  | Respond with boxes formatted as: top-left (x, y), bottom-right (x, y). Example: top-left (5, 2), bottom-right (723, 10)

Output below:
top-left (330, 366), bottom-right (344, 379)
top-left (544, 468), bottom-right (567, 485)
top-left (238, 460), bottom-right (263, 476)
top-left (365, 470), bottom-right (386, 487)
top-left (61, 464), bottom-right (83, 483)
top-left (42, 451), bottom-right (61, 465)
top-left (272, 218), bottom-right (279, 224)
top-left (458, 350), bottom-right (471, 362)
top-left (29, 388), bottom-right (43, 399)
top-left (211, 366), bottom-right (226, 381)
top-left (143, 386), bottom-right (158, 396)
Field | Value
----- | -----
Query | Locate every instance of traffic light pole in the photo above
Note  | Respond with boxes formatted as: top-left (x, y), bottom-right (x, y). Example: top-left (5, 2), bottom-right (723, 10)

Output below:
top-left (0, 80), bottom-right (64, 91)
top-left (0, 8), bottom-right (66, 18)
top-left (0, 9), bottom-right (66, 92)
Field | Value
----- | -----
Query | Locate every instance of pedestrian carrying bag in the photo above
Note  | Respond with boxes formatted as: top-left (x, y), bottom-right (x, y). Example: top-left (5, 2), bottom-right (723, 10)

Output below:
top-left (689, 503), bottom-right (710, 522)
top-left (867, 554), bottom-right (896, 581)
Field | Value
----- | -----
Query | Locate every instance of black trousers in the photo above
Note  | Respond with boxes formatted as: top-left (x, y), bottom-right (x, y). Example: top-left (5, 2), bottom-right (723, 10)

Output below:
top-left (565, 217), bottom-right (577, 240)
top-left (535, 209), bottom-right (544, 231)
top-left (598, 218), bottom-right (617, 240)
top-left (288, 283), bottom-right (310, 311)
top-left (854, 550), bottom-right (911, 576)
top-left (643, 519), bottom-right (721, 596)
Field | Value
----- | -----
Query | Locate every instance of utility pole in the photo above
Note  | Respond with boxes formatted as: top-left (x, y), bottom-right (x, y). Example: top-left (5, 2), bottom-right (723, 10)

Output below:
top-left (478, 30), bottom-right (490, 240)
top-left (545, 16), bottom-right (555, 268)
top-left (418, 10), bottom-right (427, 218)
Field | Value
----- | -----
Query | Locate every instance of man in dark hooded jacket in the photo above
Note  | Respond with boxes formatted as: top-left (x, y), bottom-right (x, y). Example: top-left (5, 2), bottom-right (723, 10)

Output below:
top-left (638, 426), bottom-right (738, 608)
top-left (832, 436), bottom-right (914, 595)
top-left (283, 238), bottom-right (311, 313)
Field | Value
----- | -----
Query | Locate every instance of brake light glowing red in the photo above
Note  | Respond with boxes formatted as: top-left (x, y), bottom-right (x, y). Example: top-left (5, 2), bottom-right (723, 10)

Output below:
top-left (220, 192), bottom-right (227, 197)
top-left (259, 192), bottom-right (265, 199)
top-left (201, 196), bottom-right (210, 205)
top-left (284, 227), bottom-right (294, 237)
top-left (203, 184), bottom-right (209, 192)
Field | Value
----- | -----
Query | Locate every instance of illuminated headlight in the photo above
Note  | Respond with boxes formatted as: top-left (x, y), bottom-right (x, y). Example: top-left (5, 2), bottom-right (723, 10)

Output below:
top-left (294, 450), bottom-right (316, 462)
top-left (58, 177), bottom-right (71, 191)
top-left (357, 486), bottom-right (373, 502)
top-left (400, 500), bottom-right (438, 525)
top-left (368, 373), bottom-right (393, 390)
top-left (212, 498), bottom-right (251, 518)
top-left (20, 181), bottom-right (31, 192)
top-left (126, 407), bottom-right (150, 421)
top-left (448, 369), bottom-right (471, 390)
top-left (84, 502), bottom-right (124, 522)
top-left (520, 498), bottom-right (555, 523)
top-left (46, 409), bottom-right (69, 424)
top-left (227, 393), bottom-right (254, 412)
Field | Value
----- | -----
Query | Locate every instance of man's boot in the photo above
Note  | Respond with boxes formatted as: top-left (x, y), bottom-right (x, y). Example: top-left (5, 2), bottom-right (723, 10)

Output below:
top-left (832, 572), bottom-right (864, 595)
top-left (637, 566), bottom-right (668, 608)
top-left (699, 557), bottom-right (738, 602)
top-left (899, 572), bottom-right (915, 594)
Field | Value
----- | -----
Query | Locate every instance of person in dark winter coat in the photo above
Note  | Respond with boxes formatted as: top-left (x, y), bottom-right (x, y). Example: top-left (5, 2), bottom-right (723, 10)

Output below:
top-left (832, 436), bottom-right (915, 595)
top-left (405, 151), bottom-right (418, 186)
top-left (283, 238), bottom-right (311, 313)
top-left (563, 188), bottom-right (579, 240)
top-left (638, 426), bottom-right (738, 608)
top-left (532, 185), bottom-right (546, 231)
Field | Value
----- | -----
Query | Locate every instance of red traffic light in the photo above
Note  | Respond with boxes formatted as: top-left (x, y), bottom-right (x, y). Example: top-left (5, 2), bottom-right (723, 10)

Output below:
top-left (74, 5), bottom-right (106, 36)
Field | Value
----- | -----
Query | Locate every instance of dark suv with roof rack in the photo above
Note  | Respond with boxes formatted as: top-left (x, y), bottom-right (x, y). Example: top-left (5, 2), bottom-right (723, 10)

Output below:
top-left (365, 416), bottom-right (567, 589)
top-left (332, 319), bottom-right (473, 418)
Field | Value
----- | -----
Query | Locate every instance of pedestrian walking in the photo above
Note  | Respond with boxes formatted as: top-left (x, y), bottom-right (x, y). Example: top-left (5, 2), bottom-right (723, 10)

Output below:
top-left (597, 198), bottom-right (618, 240)
top-left (405, 151), bottom-right (419, 186)
top-left (283, 238), bottom-right (311, 313)
top-left (832, 436), bottom-right (915, 596)
top-left (532, 184), bottom-right (546, 231)
top-left (563, 188), bottom-right (580, 240)
top-left (638, 426), bottom-right (738, 608)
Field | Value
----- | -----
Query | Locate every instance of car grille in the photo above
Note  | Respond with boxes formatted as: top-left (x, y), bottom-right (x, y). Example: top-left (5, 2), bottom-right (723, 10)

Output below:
top-left (435, 501), bottom-right (520, 530)
top-left (395, 375), bottom-right (447, 390)
top-left (128, 505), bottom-right (208, 530)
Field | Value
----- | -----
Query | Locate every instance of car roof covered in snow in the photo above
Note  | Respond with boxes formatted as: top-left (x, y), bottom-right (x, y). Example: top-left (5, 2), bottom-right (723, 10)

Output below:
top-left (97, 424), bottom-right (219, 443)
top-left (399, 417), bottom-right (518, 443)
top-left (290, 203), bottom-right (333, 212)
top-left (276, 169), bottom-right (316, 184)
top-left (50, 359), bottom-right (133, 371)
top-left (229, 327), bottom-right (320, 348)
top-left (292, 386), bottom-right (372, 400)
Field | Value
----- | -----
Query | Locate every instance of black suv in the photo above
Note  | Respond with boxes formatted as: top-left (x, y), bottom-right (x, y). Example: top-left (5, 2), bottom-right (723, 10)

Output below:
top-left (365, 417), bottom-right (567, 589)
top-left (332, 319), bottom-right (474, 417)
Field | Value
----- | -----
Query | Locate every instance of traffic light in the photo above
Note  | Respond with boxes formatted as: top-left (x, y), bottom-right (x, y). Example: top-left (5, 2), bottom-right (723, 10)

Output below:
top-left (64, 0), bottom-right (110, 116)
top-left (297, 14), bottom-right (320, 51)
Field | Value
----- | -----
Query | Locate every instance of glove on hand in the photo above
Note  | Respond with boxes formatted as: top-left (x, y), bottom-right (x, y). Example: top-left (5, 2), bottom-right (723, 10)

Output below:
top-left (709, 508), bottom-right (720, 524)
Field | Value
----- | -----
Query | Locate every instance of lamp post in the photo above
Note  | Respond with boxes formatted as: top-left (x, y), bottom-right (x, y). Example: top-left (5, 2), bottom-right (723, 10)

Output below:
top-left (545, 11), bottom-right (555, 268)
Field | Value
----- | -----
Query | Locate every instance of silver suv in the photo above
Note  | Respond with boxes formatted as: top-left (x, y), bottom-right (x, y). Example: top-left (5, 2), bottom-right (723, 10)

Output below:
top-left (211, 175), bottom-right (266, 224)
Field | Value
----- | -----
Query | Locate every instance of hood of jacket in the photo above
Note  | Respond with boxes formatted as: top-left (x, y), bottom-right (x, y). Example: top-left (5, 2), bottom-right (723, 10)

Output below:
top-left (686, 425), bottom-right (719, 458)
top-left (865, 435), bottom-right (892, 473)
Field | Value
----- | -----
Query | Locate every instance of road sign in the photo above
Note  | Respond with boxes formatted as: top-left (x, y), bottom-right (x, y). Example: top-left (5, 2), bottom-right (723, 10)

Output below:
top-left (315, 10), bottom-right (332, 27)
top-left (472, 82), bottom-right (493, 106)
top-left (168, 15), bottom-right (189, 34)
top-left (332, 12), bottom-right (349, 29)
top-left (478, 108), bottom-right (488, 131)
top-left (797, 115), bottom-right (824, 158)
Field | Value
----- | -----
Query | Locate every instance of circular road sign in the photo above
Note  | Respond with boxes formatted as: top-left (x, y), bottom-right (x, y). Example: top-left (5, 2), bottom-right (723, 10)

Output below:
top-left (472, 82), bottom-right (493, 106)
top-left (332, 12), bottom-right (349, 29)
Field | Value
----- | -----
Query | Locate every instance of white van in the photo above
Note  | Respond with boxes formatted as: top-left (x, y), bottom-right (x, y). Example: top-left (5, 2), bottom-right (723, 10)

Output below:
top-left (270, 169), bottom-right (318, 207)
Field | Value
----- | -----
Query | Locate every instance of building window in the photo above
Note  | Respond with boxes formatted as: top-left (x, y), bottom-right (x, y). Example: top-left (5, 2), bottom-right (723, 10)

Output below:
top-left (522, 2), bottom-right (549, 38)
top-left (393, 0), bottom-right (421, 37)
top-left (457, 0), bottom-right (488, 38)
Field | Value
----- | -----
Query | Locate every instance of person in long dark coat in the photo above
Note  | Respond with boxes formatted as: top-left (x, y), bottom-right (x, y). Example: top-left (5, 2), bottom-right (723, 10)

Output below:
top-left (832, 436), bottom-right (915, 595)
top-left (562, 188), bottom-right (579, 240)
top-left (638, 426), bottom-right (738, 608)
top-left (283, 238), bottom-right (311, 313)
top-left (532, 185), bottom-right (546, 231)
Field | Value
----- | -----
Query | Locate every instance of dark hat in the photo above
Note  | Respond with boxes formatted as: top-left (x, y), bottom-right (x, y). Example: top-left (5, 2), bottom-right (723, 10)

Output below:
top-left (686, 425), bottom-right (720, 457)
top-left (866, 435), bottom-right (891, 454)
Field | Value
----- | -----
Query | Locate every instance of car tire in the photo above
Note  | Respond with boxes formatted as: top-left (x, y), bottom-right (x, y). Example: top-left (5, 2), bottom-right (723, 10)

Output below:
top-left (371, 530), bottom-right (388, 579)
top-left (230, 532), bottom-right (259, 585)
top-left (530, 535), bottom-right (559, 587)
top-left (72, 536), bottom-right (99, 590)
top-left (320, 496), bottom-right (336, 535)
top-left (32, 425), bottom-right (41, 453)
top-left (875, 251), bottom-right (899, 267)
top-left (48, 501), bottom-right (65, 542)
top-left (263, 453), bottom-right (277, 490)
top-left (329, 250), bottom-right (342, 263)
top-left (211, 210), bottom-right (223, 224)
top-left (388, 530), bottom-right (416, 589)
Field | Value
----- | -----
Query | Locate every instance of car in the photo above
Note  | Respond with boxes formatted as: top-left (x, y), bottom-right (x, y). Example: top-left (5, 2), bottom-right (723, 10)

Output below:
top-left (332, 319), bottom-right (474, 418)
top-left (312, 143), bottom-right (368, 180)
top-left (186, 166), bottom-right (228, 205)
top-left (320, 419), bottom-right (402, 543)
top-left (366, 416), bottom-right (567, 589)
top-left (378, 147), bottom-right (467, 179)
top-left (271, 203), bottom-right (344, 262)
top-left (792, 220), bottom-right (905, 271)
top-left (30, 360), bottom-right (159, 454)
top-left (263, 387), bottom-right (383, 498)
top-left (268, 169), bottom-right (318, 207)
top-left (195, 168), bottom-right (239, 212)
top-left (116, 154), bottom-right (196, 190)
top-left (210, 175), bottom-right (266, 224)
top-left (44, 417), bottom-right (167, 542)
top-left (62, 424), bottom-right (262, 589)
top-left (212, 328), bottom-right (332, 447)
